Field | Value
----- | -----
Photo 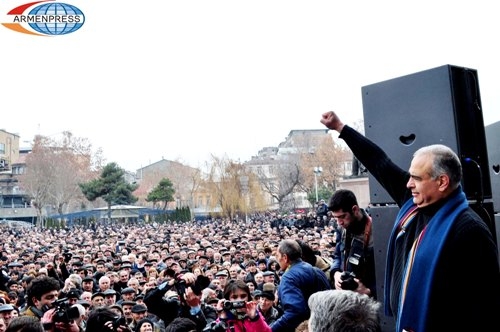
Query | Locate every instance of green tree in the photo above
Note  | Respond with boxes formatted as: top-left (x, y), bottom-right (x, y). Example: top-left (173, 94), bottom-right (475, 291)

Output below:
top-left (146, 178), bottom-right (175, 210)
top-left (79, 162), bottom-right (138, 221)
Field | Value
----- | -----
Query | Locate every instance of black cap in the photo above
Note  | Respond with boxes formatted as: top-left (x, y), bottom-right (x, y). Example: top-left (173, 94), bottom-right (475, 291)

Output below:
top-left (121, 300), bottom-right (136, 306)
top-left (67, 288), bottom-right (82, 299)
top-left (131, 304), bottom-right (147, 313)
top-left (121, 287), bottom-right (135, 294)
top-left (7, 262), bottom-right (23, 268)
top-left (82, 276), bottom-right (94, 282)
top-left (103, 289), bottom-right (117, 296)
top-left (77, 300), bottom-right (91, 308)
top-left (91, 292), bottom-right (105, 299)
top-left (259, 290), bottom-right (275, 301)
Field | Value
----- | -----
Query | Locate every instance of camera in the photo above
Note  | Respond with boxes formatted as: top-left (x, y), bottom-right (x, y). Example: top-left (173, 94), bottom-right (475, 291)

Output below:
top-left (174, 279), bottom-right (187, 298)
top-left (340, 271), bottom-right (358, 291)
top-left (62, 250), bottom-right (73, 263)
top-left (203, 321), bottom-right (228, 332)
top-left (112, 316), bottom-right (127, 331)
top-left (173, 275), bottom-right (210, 299)
top-left (165, 294), bottom-right (181, 306)
top-left (52, 298), bottom-right (81, 324)
top-left (223, 300), bottom-right (246, 310)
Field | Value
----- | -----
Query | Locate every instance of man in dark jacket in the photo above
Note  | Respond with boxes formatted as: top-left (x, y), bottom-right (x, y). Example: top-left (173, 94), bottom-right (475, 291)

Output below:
top-left (320, 110), bottom-right (500, 332)
top-left (144, 272), bottom-right (216, 331)
top-left (328, 189), bottom-right (376, 299)
top-left (270, 239), bottom-right (330, 332)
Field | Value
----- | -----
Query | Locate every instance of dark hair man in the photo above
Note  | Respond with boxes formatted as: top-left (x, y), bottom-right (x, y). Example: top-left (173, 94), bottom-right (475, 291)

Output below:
top-left (328, 189), bottom-right (376, 299)
top-left (22, 277), bottom-right (60, 319)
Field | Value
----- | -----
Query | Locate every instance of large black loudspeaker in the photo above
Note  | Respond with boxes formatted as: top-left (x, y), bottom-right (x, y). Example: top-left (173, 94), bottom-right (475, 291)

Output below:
top-left (362, 65), bottom-right (491, 204)
top-left (370, 205), bottom-right (398, 332)
top-left (485, 121), bottom-right (500, 213)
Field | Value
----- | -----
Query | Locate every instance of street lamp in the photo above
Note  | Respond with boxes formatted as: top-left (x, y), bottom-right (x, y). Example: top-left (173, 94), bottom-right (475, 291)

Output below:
top-left (239, 175), bottom-right (249, 222)
top-left (313, 166), bottom-right (323, 202)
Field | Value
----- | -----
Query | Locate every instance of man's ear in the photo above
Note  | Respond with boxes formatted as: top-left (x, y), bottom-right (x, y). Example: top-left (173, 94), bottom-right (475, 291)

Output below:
top-left (438, 174), bottom-right (450, 192)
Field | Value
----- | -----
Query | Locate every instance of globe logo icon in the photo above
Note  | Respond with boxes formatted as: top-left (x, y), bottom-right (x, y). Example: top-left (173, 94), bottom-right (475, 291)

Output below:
top-left (28, 2), bottom-right (85, 35)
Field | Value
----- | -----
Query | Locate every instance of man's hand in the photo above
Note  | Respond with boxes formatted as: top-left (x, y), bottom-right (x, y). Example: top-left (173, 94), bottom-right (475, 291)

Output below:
top-left (332, 271), bottom-right (343, 290)
top-left (320, 111), bottom-right (345, 132)
top-left (354, 278), bottom-right (371, 296)
top-left (41, 309), bottom-right (56, 332)
top-left (181, 272), bottom-right (196, 284)
top-left (41, 309), bottom-right (80, 332)
top-left (184, 286), bottom-right (201, 307)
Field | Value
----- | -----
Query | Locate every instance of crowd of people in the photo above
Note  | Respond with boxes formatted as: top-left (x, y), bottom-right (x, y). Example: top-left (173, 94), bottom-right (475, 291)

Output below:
top-left (0, 208), bottom-right (353, 332)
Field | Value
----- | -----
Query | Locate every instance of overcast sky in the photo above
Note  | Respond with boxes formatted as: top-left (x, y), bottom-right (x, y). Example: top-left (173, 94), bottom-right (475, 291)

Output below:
top-left (1, 1), bottom-right (499, 172)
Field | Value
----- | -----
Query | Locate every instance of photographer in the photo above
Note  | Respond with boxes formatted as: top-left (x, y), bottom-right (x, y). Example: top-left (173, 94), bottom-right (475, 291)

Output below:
top-left (209, 279), bottom-right (270, 332)
top-left (144, 272), bottom-right (215, 331)
top-left (328, 190), bottom-right (376, 298)
top-left (21, 276), bottom-right (60, 319)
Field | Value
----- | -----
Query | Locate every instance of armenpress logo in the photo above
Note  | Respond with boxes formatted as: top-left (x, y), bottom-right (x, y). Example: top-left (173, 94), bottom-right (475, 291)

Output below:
top-left (2, 0), bottom-right (85, 36)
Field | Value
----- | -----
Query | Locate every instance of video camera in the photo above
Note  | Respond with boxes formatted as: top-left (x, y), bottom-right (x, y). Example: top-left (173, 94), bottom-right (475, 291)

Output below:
top-left (203, 320), bottom-right (228, 332)
top-left (52, 298), bottom-right (81, 324)
top-left (62, 250), bottom-right (73, 263)
top-left (112, 316), bottom-right (128, 331)
top-left (223, 300), bottom-right (246, 311)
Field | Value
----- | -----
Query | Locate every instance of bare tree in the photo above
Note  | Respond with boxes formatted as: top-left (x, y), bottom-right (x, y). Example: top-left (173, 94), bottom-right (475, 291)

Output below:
top-left (257, 156), bottom-right (301, 212)
top-left (298, 134), bottom-right (351, 202)
top-left (21, 136), bottom-right (53, 228)
top-left (20, 132), bottom-right (103, 227)
top-left (204, 154), bottom-right (249, 219)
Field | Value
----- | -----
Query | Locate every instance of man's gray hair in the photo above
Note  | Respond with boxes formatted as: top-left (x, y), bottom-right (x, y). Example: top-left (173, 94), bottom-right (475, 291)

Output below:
top-left (414, 144), bottom-right (462, 189)
top-left (278, 239), bottom-right (302, 262)
top-left (308, 290), bottom-right (381, 332)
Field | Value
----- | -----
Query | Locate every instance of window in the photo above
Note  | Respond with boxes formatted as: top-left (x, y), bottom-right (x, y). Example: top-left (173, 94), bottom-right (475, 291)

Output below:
top-left (0, 143), bottom-right (5, 154)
